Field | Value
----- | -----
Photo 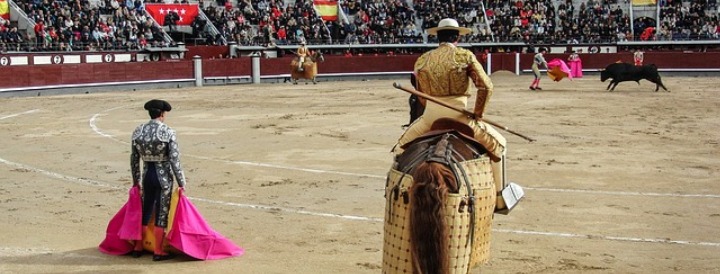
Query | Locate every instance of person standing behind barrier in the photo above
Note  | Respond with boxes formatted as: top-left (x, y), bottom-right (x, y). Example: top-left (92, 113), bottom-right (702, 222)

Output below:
top-left (34, 20), bottom-right (45, 49)
top-left (530, 47), bottom-right (548, 90)
top-left (567, 50), bottom-right (583, 78)
top-left (130, 99), bottom-right (187, 261)
top-left (394, 18), bottom-right (507, 196)
top-left (634, 49), bottom-right (644, 66)
top-left (296, 40), bottom-right (309, 71)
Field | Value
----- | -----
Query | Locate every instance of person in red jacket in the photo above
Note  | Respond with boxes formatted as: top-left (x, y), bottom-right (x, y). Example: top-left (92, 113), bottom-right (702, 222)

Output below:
top-left (34, 20), bottom-right (45, 48)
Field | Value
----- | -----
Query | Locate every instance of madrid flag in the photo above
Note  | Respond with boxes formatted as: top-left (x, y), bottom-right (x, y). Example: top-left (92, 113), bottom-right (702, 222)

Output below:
top-left (145, 4), bottom-right (199, 26)
top-left (0, 0), bottom-right (10, 20)
top-left (313, 0), bottom-right (338, 21)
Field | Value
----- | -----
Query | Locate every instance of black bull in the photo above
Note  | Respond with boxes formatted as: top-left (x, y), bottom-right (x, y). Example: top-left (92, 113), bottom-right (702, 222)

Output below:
top-left (600, 63), bottom-right (669, 92)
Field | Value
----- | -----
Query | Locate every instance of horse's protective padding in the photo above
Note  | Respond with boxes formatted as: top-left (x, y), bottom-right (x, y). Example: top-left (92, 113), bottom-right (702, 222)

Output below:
top-left (382, 157), bottom-right (495, 274)
top-left (456, 159), bottom-right (496, 267)
top-left (290, 59), bottom-right (314, 70)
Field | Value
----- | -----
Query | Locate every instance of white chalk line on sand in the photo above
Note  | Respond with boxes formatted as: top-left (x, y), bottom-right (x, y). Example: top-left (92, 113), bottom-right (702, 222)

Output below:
top-left (0, 246), bottom-right (54, 256)
top-left (0, 246), bottom-right (108, 259)
top-left (5, 109), bottom-right (720, 249)
top-left (523, 187), bottom-right (720, 198)
top-left (494, 229), bottom-right (720, 247)
top-left (90, 110), bottom-right (720, 199)
top-left (0, 157), bottom-right (123, 190)
top-left (2, 155), bottom-right (720, 248)
top-left (0, 109), bottom-right (40, 120)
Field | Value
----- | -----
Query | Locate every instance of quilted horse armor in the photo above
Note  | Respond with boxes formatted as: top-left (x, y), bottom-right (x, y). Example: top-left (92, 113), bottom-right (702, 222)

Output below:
top-left (383, 121), bottom-right (497, 274)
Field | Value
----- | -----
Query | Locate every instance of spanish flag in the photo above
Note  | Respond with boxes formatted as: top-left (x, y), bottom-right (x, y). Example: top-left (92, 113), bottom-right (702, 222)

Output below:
top-left (0, 0), bottom-right (10, 20)
top-left (313, 0), bottom-right (338, 21)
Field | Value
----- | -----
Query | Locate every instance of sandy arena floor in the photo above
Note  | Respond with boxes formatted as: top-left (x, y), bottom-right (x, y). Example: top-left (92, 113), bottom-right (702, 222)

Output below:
top-left (0, 73), bottom-right (719, 273)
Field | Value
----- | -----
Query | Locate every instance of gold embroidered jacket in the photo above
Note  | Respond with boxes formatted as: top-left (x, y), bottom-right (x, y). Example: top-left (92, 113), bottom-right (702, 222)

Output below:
top-left (297, 45), bottom-right (309, 57)
top-left (414, 43), bottom-right (493, 117)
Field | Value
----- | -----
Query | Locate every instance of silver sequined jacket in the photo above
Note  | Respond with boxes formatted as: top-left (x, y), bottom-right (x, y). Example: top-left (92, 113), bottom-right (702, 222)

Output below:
top-left (131, 119), bottom-right (186, 188)
top-left (130, 119), bottom-right (186, 227)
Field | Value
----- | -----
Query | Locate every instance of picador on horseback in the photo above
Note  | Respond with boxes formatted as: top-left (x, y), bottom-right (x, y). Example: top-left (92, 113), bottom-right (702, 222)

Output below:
top-left (384, 18), bottom-right (524, 274)
top-left (295, 40), bottom-right (309, 72)
top-left (289, 40), bottom-right (324, 85)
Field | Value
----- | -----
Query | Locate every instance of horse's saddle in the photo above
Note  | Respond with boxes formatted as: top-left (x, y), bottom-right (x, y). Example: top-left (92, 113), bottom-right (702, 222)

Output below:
top-left (395, 118), bottom-right (487, 178)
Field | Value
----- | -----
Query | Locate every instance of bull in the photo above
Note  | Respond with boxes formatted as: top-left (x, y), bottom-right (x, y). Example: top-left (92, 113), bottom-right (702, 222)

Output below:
top-left (600, 63), bottom-right (669, 92)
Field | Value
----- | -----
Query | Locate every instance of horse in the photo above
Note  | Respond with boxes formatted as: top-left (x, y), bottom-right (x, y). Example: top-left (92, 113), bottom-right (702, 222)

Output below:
top-left (383, 118), bottom-right (497, 274)
top-left (290, 51), bottom-right (324, 84)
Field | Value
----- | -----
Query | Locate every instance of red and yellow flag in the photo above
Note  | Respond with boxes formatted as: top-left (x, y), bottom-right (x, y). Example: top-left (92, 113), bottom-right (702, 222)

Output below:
top-left (632, 0), bottom-right (656, 6)
top-left (313, 0), bottom-right (338, 21)
top-left (0, 0), bottom-right (10, 20)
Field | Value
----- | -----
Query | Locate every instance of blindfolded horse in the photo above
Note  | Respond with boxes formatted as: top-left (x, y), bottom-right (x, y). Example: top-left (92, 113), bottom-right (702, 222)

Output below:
top-left (290, 51), bottom-right (324, 85)
top-left (384, 118), bottom-right (497, 274)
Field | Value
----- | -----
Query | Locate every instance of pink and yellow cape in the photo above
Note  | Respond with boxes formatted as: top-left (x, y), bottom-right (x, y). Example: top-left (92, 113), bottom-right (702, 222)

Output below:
top-left (99, 186), bottom-right (244, 260)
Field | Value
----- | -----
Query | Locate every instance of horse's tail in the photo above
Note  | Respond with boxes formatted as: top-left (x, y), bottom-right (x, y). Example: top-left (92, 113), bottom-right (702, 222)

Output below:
top-left (410, 161), bottom-right (455, 274)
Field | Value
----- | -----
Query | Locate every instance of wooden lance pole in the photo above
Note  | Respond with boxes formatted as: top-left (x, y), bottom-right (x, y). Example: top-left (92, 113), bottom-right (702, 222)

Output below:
top-left (393, 82), bottom-right (536, 142)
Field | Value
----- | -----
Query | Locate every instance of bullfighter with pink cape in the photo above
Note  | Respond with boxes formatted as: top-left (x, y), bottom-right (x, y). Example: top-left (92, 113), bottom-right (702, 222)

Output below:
top-left (567, 51), bottom-right (583, 78)
top-left (99, 186), bottom-right (244, 260)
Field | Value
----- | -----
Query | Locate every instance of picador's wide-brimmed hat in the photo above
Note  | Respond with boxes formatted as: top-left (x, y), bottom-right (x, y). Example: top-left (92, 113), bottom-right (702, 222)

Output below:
top-left (427, 18), bottom-right (471, 36)
top-left (144, 99), bottom-right (172, 112)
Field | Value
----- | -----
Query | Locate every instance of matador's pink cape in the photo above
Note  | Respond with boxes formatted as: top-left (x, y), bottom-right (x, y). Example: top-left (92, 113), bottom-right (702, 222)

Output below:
top-left (98, 186), bottom-right (142, 255)
top-left (166, 188), bottom-right (245, 260)
top-left (99, 187), bottom-right (244, 260)
top-left (547, 58), bottom-right (573, 82)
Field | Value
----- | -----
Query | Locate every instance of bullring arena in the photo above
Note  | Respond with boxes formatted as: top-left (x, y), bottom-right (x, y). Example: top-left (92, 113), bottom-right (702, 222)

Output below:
top-left (1, 71), bottom-right (719, 273)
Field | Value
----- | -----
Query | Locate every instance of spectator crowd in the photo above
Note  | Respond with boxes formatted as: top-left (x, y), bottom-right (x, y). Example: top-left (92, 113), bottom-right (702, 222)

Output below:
top-left (1, 0), bottom-right (719, 52)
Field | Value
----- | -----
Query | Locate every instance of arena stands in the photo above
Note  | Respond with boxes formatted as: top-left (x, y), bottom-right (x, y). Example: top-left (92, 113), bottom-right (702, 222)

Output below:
top-left (0, 0), bottom-right (718, 53)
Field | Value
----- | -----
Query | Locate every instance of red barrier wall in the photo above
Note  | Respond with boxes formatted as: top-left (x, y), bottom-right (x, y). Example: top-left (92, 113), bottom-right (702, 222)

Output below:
top-left (203, 58), bottom-right (252, 77)
top-left (489, 53), bottom-right (519, 72)
top-left (1, 52), bottom-right (718, 90)
top-left (255, 55), bottom-right (418, 75)
top-left (0, 61), bottom-right (194, 89)
top-left (187, 46), bottom-right (228, 60)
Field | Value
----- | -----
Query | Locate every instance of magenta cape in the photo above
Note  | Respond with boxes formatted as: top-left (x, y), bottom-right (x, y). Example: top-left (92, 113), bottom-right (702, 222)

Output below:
top-left (98, 186), bottom-right (142, 255)
top-left (166, 189), bottom-right (245, 260)
top-left (546, 58), bottom-right (573, 82)
top-left (99, 187), bottom-right (244, 260)
top-left (568, 58), bottom-right (583, 78)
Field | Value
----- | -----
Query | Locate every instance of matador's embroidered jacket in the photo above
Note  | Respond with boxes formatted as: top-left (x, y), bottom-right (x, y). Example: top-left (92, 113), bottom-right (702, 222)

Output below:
top-left (131, 119), bottom-right (186, 227)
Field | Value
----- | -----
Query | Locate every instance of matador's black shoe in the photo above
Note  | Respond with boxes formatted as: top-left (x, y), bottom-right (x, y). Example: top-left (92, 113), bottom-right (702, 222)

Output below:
top-left (152, 254), bottom-right (176, 261)
top-left (131, 250), bottom-right (143, 258)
